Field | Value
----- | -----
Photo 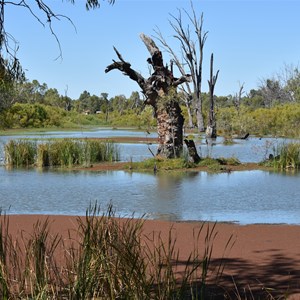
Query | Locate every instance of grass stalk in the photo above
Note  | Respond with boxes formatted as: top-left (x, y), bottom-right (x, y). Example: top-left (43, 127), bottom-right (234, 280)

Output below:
top-left (0, 204), bottom-right (237, 299)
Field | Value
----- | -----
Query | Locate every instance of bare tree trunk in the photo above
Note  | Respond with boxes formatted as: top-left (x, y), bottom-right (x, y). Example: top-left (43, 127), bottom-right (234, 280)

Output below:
top-left (195, 96), bottom-right (205, 132)
top-left (105, 34), bottom-right (191, 158)
top-left (206, 53), bottom-right (219, 139)
top-left (154, 5), bottom-right (208, 133)
top-left (184, 139), bottom-right (200, 163)
top-left (156, 99), bottom-right (184, 157)
top-left (180, 88), bottom-right (194, 128)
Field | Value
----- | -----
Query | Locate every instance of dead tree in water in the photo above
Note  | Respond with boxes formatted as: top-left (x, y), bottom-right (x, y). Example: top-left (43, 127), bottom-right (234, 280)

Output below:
top-left (206, 53), bottom-right (219, 139)
top-left (105, 34), bottom-right (191, 158)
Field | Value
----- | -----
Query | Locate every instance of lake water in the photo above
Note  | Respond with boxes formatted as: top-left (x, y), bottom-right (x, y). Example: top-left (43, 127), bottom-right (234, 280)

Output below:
top-left (0, 129), bottom-right (299, 224)
top-left (0, 128), bottom-right (295, 163)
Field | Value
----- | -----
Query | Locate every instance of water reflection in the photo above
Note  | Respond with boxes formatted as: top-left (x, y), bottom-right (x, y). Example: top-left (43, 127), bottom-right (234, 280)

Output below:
top-left (150, 172), bottom-right (199, 221)
top-left (1, 167), bottom-right (300, 224)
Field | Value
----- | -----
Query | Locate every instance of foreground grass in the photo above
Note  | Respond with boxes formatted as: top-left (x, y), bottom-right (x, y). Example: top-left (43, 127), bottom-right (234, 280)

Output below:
top-left (0, 204), bottom-right (232, 299)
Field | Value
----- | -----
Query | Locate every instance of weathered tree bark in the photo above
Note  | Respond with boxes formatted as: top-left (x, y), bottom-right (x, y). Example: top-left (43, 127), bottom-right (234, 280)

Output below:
top-left (105, 33), bottom-right (191, 158)
top-left (206, 53), bottom-right (219, 139)
top-left (184, 139), bottom-right (201, 163)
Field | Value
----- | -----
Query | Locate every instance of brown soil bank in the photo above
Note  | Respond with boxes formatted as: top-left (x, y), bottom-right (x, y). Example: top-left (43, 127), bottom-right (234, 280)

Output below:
top-left (6, 215), bottom-right (300, 299)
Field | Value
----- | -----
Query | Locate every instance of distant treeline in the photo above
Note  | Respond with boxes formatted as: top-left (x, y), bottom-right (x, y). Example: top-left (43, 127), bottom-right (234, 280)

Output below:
top-left (1, 69), bottom-right (300, 137)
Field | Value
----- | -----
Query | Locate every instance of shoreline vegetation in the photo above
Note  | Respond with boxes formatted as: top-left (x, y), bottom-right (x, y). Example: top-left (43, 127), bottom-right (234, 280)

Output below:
top-left (2, 131), bottom-right (300, 172)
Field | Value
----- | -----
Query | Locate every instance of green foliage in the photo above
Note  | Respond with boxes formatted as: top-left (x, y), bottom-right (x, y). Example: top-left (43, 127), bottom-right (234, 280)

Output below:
top-left (216, 103), bottom-right (300, 137)
top-left (4, 103), bottom-right (59, 128)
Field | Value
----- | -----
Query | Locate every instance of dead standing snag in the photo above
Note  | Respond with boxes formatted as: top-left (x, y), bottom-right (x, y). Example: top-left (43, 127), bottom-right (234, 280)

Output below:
top-left (105, 33), bottom-right (191, 159)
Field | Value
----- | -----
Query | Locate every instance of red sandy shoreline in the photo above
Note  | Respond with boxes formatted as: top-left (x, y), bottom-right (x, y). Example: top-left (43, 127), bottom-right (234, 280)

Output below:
top-left (5, 215), bottom-right (300, 299)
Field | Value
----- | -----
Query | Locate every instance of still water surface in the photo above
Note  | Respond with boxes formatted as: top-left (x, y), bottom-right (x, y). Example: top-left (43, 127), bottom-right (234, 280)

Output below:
top-left (0, 128), bottom-right (297, 163)
top-left (1, 167), bottom-right (300, 224)
top-left (0, 129), bottom-right (299, 224)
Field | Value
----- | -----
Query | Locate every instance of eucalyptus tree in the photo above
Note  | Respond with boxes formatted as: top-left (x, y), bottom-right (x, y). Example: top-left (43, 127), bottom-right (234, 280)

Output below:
top-left (105, 34), bottom-right (191, 158)
top-left (154, 1), bottom-right (208, 132)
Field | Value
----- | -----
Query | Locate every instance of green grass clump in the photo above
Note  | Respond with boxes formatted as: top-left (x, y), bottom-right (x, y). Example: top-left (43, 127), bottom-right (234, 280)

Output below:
top-left (198, 158), bottom-right (222, 172)
top-left (5, 138), bottom-right (120, 168)
top-left (128, 157), bottom-right (194, 171)
top-left (270, 142), bottom-right (300, 170)
top-left (4, 139), bottom-right (37, 167)
top-left (198, 157), bottom-right (240, 172)
top-left (0, 204), bottom-right (231, 299)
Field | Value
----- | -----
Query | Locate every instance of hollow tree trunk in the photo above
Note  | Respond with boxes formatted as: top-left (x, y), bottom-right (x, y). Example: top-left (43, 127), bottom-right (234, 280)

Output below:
top-left (105, 33), bottom-right (191, 159)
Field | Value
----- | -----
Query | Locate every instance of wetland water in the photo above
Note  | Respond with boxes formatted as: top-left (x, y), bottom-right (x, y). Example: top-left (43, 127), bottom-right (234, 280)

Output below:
top-left (0, 129), bottom-right (299, 224)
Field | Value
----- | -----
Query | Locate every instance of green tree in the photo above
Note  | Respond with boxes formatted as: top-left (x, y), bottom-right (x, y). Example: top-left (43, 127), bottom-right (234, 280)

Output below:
top-left (128, 91), bottom-right (143, 113)
top-left (285, 67), bottom-right (300, 102)
top-left (110, 95), bottom-right (127, 115)
top-left (44, 88), bottom-right (61, 107)
top-left (78, 91), bottom-right (91, 113)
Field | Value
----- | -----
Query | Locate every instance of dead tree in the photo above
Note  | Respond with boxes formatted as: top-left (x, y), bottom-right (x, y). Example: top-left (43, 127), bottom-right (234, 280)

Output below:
top-left (105, 34), bottom-right (191, 158)
top-left (206, 53), bottom-right (219, 139)
top-left (154, 2), bottom-right (208, 132)
top-left (233, 82), bottom-right (245, 114)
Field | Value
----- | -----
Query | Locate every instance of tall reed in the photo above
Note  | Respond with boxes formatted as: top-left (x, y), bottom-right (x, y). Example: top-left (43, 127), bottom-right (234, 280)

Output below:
top-left (37, 139), bottom-right (120, 167)
top-left (0, 204), bottom-right (232, 299)
top-left (272, 142), bottom-right (300, 170)
top-left (4, 138), bottom-right (120, 168)
top-left (4, 139), bottom-right (36, 167)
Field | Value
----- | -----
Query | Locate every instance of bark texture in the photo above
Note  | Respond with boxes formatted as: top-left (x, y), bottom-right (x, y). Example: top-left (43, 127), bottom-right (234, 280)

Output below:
top-left (105, 34), bottom-right (191, 158)
top-left (206, 53), bottom-right (219, 139)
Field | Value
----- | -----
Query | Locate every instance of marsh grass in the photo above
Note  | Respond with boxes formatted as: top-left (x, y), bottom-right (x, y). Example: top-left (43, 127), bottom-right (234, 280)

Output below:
top-left (5, 139), bottom-right (120, 168)
top-left (130, 156), bottom-right (241, 173)
top-left (4, 139), bottom-right (37, 167)
top-left (262, 142), bottom-right (300, 170)
top-left (273, 142), bottom-right (300, 170)
top-left (129, 157), bottom-right (194, 172)
top-left (0, 205), bottom-right (232, 299)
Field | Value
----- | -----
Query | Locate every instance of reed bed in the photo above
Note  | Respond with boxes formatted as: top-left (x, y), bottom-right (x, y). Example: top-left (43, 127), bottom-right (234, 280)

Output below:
top-left (4, 139), bottom-right (120, 168)
top-left (0, 204), bottom-right (231, 299)
top-left (269, 142), bottom-right (300, 170)
top-left (4, 140), bottom-right (37, 167)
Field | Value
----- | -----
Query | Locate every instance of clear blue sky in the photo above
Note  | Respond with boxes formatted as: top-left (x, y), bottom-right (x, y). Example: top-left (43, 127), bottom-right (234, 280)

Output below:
top-left (6, 0), bottom-right (300, 99)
